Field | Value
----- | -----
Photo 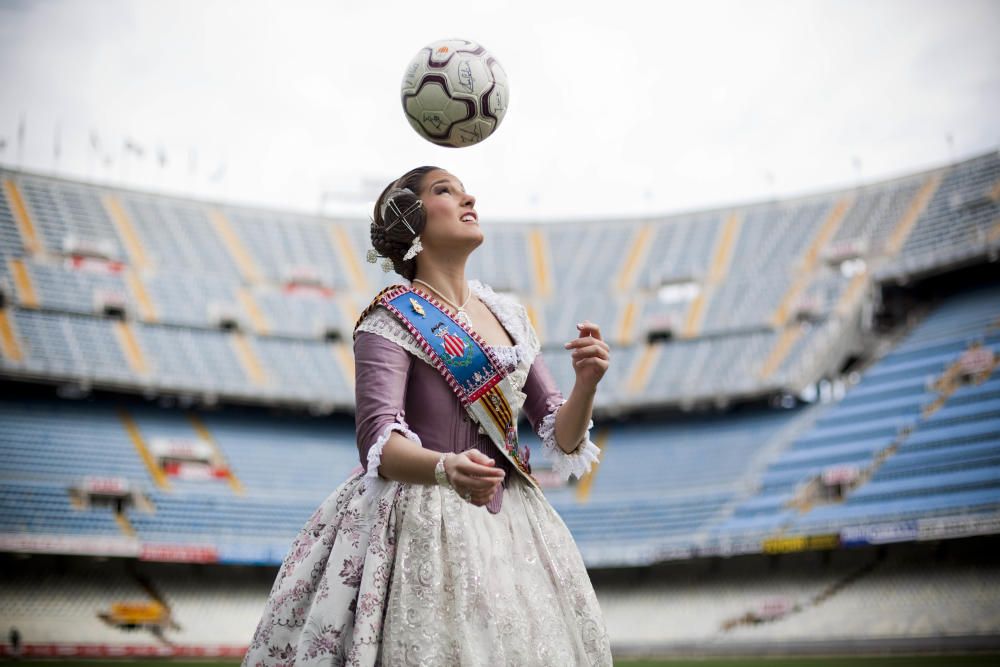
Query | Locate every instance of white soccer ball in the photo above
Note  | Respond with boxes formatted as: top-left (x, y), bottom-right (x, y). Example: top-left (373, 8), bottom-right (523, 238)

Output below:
top-left (400, 38), bottom-right (509, 148)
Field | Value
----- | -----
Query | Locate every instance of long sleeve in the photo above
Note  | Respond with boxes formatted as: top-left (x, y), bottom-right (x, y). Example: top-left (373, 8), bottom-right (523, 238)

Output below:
top-left (521, 351), bottom-right (601, 482)
top-left (354, 330), bottom-right (421, 479)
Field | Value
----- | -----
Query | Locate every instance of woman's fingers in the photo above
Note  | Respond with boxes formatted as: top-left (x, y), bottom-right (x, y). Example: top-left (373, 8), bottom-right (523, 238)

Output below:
top-left (577, 320), bottom-right (603, 341)
top-left (455, 466), bottom-right (504, 492)
top-left (569, 343), bottom-right (609, 360)
top-left (465, 449), bottom-right (494, 465)
top-left (464, 449), bottom-right (503, 477)
top-left (460, 476), bottom-right (502, 504)
top-left (457, 466), bottom-right (505, 486)
top-left (565, 337), bottom-right (610, 353)
top-left (448, 451), bottom-right (505, 503)
top-left (456, 456), bottom-right (505, 480)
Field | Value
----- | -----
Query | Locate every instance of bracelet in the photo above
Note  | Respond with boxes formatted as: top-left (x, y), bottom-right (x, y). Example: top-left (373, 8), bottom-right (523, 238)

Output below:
top-left (434, 453), bottom-right (452, 489)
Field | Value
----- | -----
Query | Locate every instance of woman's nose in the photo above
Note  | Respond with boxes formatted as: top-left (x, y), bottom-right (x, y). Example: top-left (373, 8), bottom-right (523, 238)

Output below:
top-left (463, 192), bottom-right (476, 208)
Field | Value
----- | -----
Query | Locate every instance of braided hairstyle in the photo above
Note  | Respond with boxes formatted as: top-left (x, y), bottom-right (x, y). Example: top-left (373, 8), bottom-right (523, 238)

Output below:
top-left (371, 166), bottom-right (440, 281)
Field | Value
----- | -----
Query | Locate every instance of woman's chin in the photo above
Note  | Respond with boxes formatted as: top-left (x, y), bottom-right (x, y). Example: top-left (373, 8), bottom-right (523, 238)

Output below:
top-left (454, 225), bottom-right (484, 244)
top-left (467, 229), bottom-right (485, 246)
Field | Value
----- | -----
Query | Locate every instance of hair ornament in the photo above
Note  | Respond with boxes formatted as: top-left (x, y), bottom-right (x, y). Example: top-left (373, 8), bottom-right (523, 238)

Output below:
top-left (379, 187), bottom-right (423, 235)
top-left (403, 235), bottom-right (423, 261)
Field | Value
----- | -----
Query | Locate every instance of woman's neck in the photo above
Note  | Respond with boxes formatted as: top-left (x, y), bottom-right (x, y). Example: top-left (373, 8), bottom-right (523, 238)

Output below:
top-left (412, 259), bottom-right (469, 306)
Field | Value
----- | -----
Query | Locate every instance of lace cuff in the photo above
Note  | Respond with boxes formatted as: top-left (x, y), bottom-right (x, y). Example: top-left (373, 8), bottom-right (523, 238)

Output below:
top-left (537, 397), bottom-right (601, 481)
top-left (366, 414), bottom-right (422, 479)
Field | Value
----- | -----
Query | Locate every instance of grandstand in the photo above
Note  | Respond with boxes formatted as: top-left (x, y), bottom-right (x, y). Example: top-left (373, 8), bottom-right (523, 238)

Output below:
top-left (1, 149), bottom-right (999, 657)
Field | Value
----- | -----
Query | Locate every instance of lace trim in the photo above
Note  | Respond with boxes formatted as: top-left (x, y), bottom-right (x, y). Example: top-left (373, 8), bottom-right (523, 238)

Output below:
top-left (468, 279), bottom-right (541, 362)
top-left (366, 416), bottom-right (422, 479)
top-left (488, 345), bottom-right (520, 372)
top-left (537, 397), bottom-right (601, 481)
top-left (467, 279), bottom-right (537, 414)
top-left (355, 307), bottom-right (435, 366)
top-left (356, 281), bottom-right (539, 367)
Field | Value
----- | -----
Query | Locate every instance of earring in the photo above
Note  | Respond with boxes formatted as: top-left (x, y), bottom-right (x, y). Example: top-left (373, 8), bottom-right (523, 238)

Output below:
top-left (403, 235), bottom-right (423, 261)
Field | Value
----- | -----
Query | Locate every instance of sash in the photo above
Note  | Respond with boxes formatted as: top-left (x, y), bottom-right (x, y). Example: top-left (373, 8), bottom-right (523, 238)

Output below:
top-left (354, 284), bottom-right (541, 492)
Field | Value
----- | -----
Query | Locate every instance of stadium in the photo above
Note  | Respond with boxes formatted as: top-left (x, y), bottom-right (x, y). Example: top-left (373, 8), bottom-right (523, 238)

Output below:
top-left (1, 140), bottom-right (999, 663)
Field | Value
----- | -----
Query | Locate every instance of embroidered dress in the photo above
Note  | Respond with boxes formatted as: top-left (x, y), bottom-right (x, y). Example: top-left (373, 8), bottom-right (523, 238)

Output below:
top-left (242, 280), bottom-right (611, 666)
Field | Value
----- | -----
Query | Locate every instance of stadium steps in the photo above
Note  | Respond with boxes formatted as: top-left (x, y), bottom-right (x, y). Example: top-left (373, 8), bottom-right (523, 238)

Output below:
top-left (615, 297), bottom-right (640, 346)
top-left (769, 194), bottom-right (853, 329)
top-left (208, 208), bottom-right (263, 283)
top-left (528, 228), bottom-right (552, 297)
top-left (832, 272), bottom-right (868, 318)
top-left (990, 217), bottom-right (1000, 243)
top-left (229, 331), bottom-right (269, 386)
top-left (112, 320), bottom-right (151, 375)
top-left (883, 170), bottom-right (943, 256)
top-left (2, 176), bottom-right (43, 254)
top-left (332, 340), bottom-right (356, 389)
top-left (0, 307), bottom-right (24, 361)
top-left (615, 222), bottom-right (654, 293)
top-left (720, 557), bottom-right (883, 635)
top-left (114, 510), bottom-right (136, 537)
top-left (187, 414), bottom-right (245, 495)
top-left (327, 222), bottom-right (369, 293)
top-left (118, 408), bottom-right (171, 490)
top-left (624, 342), bottom-right (661, 395)
top-left (237, 287), bottom-right (270, 334)
top-left (758, 324), bottom-right (806, 380)
top-left (8, 257), bottom-right (38, 307)
top-left (101, 192), bottom-right (152, 270)
top-left (806, 558), bottom-right (882, 610)
top-left (679, 211), bottom-right (741, 338)
top-left (124, 268), bottom-right (158, 321)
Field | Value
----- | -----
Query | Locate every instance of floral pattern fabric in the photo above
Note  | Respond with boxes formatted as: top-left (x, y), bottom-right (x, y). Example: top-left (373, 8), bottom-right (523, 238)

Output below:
top-left (242, 468), bottom-right (613, 666)
top-left (242, 278), bottom-right (613, 665)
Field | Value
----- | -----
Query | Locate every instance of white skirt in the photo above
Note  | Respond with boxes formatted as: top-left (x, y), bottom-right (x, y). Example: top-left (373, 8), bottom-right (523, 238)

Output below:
top-left (242, 468), bottom-right (613, 666)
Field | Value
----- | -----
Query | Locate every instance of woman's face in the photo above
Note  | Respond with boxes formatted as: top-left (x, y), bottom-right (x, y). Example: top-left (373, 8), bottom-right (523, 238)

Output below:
top-left (417, 169), bottom-right (482, 250)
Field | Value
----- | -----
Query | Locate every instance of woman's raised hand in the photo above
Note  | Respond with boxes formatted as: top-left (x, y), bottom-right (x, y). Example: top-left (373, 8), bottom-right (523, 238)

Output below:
top-left (444, 449), bottom-right (505, 507)
top-left (564, 320), bottom-right (610, 391)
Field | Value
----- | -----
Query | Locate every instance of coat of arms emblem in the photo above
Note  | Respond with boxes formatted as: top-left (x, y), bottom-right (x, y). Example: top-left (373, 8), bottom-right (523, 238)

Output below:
top-left (431, 322), bottom-right (473, 366)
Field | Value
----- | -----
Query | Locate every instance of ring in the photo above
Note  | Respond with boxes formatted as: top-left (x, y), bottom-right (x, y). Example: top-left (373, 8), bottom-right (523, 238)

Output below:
top-left (463, 491), bottom-right (472, 502)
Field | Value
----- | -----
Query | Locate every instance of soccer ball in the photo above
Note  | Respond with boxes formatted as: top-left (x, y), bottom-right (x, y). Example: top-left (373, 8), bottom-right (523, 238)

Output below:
top-left (400, 39), bottom-right (509, 148)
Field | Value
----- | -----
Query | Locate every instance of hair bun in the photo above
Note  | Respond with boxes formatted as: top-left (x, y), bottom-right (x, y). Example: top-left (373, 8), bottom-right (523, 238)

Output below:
top-left (369, 166), bottom-right (439, 281)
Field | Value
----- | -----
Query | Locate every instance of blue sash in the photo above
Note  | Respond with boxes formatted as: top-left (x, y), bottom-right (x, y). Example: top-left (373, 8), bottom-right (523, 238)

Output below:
top-left (355, 284), bottom-right (539, 491)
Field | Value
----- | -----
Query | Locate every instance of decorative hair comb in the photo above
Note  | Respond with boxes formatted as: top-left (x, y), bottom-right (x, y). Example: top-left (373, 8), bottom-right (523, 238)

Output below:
top-left (367, 188), bottom-right (425, 271)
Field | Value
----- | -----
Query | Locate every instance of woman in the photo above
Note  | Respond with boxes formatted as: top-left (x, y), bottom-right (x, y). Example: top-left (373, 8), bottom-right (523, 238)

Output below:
top-left (243, 166), bottom-right (613, 666)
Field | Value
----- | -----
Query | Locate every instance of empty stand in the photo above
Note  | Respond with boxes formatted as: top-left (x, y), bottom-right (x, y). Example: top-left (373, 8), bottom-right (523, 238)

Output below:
top-left (715, 282), bottom-right (1000, 541)
top-left (2, 153), bottom-right (998, 410)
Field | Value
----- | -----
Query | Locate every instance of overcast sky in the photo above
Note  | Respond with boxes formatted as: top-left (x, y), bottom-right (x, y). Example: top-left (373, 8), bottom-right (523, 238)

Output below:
top-left (0, 0), bottom-right (997, 222)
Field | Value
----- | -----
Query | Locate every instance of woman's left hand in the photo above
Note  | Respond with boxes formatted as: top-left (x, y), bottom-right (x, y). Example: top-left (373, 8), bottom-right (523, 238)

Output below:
top-left (564, 320), bottom-right (610, 391)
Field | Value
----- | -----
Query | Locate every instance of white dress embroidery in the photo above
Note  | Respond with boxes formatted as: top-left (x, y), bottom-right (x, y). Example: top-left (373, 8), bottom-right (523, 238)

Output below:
top-left (487, 343), bottom-right (521, 373)
top-left (243, 278), bottom-right (614, 666)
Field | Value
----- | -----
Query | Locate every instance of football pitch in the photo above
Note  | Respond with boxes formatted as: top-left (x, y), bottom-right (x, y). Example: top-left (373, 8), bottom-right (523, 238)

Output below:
top-left (616, 656), bottom-right (1000, 666)
top-left (12, 656), bottom-right (1000, 666)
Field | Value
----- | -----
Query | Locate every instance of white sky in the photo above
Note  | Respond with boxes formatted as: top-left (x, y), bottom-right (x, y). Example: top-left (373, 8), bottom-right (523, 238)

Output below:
top-left (0, 0), bottom-right (997, 222)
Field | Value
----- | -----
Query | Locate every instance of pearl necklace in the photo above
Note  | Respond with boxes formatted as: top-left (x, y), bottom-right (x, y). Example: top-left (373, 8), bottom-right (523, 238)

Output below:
top-left (412, 278), bottom-right (474, 327)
